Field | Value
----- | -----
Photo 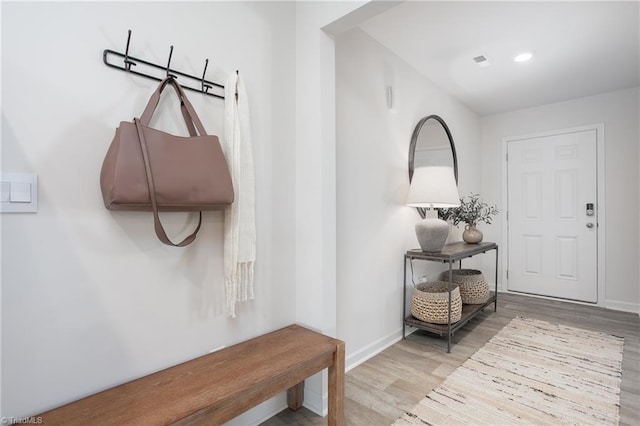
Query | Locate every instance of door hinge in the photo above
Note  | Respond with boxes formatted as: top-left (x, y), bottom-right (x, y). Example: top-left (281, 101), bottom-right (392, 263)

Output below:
top-left (506, 270), bottom-right (509, 279)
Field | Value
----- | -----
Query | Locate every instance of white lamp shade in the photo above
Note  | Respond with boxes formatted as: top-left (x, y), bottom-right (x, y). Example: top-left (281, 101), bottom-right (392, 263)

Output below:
top-left (407, 166), bottom-right (460, 208)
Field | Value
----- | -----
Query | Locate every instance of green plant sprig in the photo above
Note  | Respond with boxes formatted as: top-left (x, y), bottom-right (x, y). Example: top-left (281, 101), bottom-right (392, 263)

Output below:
top-left (439, 193), bottom-right (499, 226)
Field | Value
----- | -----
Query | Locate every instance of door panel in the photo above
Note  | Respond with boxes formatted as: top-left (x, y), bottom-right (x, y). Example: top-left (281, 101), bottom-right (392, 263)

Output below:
top-left (507, 129), bottom-right (597, 302)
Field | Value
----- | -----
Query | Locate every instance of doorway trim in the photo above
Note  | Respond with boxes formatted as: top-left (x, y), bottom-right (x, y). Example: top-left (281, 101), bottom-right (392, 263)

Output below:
top-left (501, 123), bottom-right (605, 306)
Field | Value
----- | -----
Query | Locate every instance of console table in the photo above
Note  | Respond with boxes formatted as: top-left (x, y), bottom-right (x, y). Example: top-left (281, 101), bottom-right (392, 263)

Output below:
top-left (403, 242), bottom-right (499, 352)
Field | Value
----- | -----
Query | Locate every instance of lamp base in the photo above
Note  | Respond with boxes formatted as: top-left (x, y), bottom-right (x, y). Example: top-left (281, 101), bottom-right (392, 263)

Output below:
top-left (415, 217), bottom-right (449, 252)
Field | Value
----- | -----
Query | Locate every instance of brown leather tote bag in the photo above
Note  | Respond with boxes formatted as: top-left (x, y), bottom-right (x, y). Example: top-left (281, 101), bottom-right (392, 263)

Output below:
top-left (100, 77), bottom-right (234, 246)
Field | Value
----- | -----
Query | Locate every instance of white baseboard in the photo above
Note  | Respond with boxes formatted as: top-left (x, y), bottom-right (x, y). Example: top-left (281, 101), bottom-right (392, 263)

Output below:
top-left (345, 328), bottom-right (403, 372)
top-left (299, 329), bottom-right (403, 417)
top-left (302, 384), bottom-right (326, 417)
top-left (231, 328), bottom-right (407, 424)
top-left (605, 299), bottom-right (640, 315)
top-left (301, 328), bottom-right (403, 417)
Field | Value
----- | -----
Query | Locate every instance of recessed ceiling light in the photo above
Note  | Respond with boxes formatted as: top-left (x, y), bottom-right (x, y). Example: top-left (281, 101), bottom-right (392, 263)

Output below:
top-left (514, 52), bottom-right (533, 63)
top-left (472, 55), bottom-right (490, 67)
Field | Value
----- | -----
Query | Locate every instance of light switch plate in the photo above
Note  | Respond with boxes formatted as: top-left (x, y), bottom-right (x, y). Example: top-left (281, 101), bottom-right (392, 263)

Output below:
top-left (10, 182), bottom-right (32, 203)
top-left (0, 182), bottom-right (10, 202)
top-left (0, 173), bottom-right (38, 213)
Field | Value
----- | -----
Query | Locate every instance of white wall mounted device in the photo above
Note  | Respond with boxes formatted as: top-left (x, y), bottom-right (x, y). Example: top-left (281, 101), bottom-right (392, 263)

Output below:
top-left (0, 173), bottom-right (38, 213)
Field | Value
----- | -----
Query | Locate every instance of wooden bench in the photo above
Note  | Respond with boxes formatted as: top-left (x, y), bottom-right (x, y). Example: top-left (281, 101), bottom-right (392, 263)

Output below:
top-left (36, 325), bottom-right (345, 425)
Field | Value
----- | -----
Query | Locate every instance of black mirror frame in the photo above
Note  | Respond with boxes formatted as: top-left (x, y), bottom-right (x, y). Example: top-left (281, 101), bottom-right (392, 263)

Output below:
top-left (408, 114), bottom-right (459, 219)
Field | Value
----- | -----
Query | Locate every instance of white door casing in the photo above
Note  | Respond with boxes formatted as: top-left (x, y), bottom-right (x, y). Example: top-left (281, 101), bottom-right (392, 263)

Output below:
top-left (504, 126), bottom-right (603, 303)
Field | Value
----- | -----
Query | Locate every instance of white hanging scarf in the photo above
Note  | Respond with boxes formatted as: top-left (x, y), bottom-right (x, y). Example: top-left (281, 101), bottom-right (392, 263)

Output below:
top-left (223, 72), bottom-right (256, 318)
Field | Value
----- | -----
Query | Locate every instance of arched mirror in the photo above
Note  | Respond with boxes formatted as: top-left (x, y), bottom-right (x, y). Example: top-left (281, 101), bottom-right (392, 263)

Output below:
top-left (408, 114), bottom-right (459, 218)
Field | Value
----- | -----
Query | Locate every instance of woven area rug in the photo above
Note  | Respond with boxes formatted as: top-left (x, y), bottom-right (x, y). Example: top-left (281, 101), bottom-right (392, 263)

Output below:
top-left (395, 317), bottom-right (624, 425)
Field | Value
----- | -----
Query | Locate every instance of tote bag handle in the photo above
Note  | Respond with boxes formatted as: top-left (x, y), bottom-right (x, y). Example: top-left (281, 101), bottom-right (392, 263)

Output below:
top-left (139, 76), bottom-right (207, 138)
top-left (134, 118), bottom-right (201, 247)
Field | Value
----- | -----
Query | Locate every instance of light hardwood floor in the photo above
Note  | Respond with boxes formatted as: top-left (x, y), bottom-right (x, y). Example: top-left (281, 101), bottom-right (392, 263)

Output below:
top-left (262, 292), bottom-right (640, 426)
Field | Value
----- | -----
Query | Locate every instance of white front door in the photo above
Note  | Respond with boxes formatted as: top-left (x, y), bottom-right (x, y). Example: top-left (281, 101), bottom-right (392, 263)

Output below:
top-left (507, 129), bottom-right (598, 303)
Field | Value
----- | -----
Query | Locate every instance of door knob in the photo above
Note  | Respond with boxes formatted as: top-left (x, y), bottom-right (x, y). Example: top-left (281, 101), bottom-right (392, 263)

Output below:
top-left (586, 222), bottom-right (594, 229)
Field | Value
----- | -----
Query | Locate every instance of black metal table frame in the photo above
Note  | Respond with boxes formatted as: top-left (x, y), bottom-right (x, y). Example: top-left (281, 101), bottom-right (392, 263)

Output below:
top-left (402, 242), bottom-right (499, 353)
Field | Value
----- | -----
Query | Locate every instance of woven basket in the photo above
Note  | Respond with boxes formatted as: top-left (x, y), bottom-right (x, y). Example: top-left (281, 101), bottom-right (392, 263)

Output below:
top-left (411, 281), bottom-right (462, 324)
top-left (439, 269), bottom-right (490, 304)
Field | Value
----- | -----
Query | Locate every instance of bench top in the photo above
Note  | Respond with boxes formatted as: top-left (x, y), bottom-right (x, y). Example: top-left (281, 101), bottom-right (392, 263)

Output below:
top-left (38, 324), bottom-right (342, 425)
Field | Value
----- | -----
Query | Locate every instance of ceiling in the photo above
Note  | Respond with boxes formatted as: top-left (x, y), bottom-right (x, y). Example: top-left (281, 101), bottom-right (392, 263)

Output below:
top-left (359, 1), bottom-right (640, 116)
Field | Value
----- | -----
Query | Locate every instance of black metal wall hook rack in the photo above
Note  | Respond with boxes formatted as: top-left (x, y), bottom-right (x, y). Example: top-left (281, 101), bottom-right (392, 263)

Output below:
top-left (103, 30), bottom-right (228, 100)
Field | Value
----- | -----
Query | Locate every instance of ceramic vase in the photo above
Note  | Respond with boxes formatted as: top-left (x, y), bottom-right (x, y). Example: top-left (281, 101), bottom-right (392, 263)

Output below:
top-left (463, 224), bottom-right (483, 244)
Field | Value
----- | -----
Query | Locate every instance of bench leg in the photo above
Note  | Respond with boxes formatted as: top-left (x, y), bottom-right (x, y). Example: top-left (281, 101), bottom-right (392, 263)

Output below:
top-left (328, 341), bottom-right (345, 426)
top-left (287, 381), bottom-right (304, 411)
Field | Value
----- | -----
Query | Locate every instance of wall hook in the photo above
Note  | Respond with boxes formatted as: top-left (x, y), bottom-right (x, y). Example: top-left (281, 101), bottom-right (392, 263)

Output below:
top-left (124, 29), bottom-right (136, 71)
top-left (166, 45), bottom-right (176, 78)
top-left (103, 31), bottom-right (226, 99)
top-left (201, 59), bottom-right (212, 93)
top-left (235, 70), bottom-right (240, 100)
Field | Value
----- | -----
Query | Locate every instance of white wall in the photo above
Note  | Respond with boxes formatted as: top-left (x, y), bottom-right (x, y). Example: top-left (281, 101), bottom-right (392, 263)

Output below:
top-left (293, 1), bottom-right (368, 414)
top-left (335, 28), bottom-right (482, 368)
top-left (480, 87), bottom-right (640, 313)
top-left (1, 2), bottom-right (297, 423)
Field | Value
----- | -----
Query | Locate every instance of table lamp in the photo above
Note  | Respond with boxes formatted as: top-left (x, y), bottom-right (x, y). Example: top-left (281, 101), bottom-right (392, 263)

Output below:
top-left (406, 166), bottom-right (460, 252)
